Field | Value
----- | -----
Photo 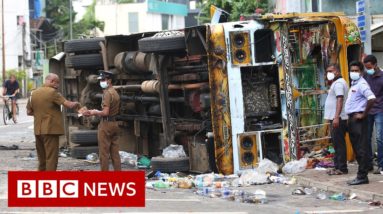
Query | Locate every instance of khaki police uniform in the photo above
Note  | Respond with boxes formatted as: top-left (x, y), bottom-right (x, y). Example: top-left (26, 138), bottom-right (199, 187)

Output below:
top-left (98, 86), bottom-right (121, 171)
top-left (26, 86), bottom-right (67, 171)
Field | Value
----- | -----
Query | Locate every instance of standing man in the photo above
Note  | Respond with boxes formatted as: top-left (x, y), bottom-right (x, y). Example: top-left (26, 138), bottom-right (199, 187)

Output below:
top-left (324, 64), bottom-right (349, 175)
top-left (363, 55), bottom-right (383, 175)
top-left (26, 73), bottom-right (79, 171)
top-left (84, 71), bottom-right (121, 171)
top-left (345, 61), bottom-right (376, 185)
top-left (2, 74), bottom-right (20, 123)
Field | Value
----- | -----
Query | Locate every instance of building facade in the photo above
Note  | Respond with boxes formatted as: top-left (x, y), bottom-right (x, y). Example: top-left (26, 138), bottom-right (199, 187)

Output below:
top-left (0, 0), bottom-right (31, 79)
top-left (95, 0), bottom-right (188, 35)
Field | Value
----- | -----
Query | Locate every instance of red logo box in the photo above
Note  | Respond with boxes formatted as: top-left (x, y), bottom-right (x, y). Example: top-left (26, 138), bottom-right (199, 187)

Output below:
top-left (8, 171), bottom-right (145, 207)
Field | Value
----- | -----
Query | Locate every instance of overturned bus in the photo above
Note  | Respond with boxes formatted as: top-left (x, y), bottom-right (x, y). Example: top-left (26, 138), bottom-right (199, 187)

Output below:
top-left (50, 12), bottom-right (361, 174)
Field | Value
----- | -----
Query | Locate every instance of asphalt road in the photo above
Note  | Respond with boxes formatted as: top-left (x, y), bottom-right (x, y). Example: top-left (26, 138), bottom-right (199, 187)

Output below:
top-left (0, 101), bottom-right (381, 213)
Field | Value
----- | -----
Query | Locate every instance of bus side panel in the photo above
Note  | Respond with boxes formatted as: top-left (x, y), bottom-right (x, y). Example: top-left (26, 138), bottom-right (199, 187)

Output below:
top-left (207, 24), bottom-right (234, 175)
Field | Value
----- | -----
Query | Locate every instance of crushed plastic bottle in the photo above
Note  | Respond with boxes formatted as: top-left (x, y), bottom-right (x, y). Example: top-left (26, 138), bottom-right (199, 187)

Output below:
top-left (86, 153), bottom-right (99, 162)
top-left (316, 192), bottom-right (327, 200)
top-left (329, 193), bottom-right (345, 201)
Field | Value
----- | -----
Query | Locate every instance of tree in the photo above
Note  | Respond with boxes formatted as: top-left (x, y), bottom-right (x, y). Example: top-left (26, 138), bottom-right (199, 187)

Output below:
top-left (44, 0), bottom-right (104, 58)
top-left (197, 0), bottom-right (270, 24)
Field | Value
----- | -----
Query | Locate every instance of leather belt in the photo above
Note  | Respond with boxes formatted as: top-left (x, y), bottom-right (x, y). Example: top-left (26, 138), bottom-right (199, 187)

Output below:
top-left (348, 111), bottom-right (363, 117)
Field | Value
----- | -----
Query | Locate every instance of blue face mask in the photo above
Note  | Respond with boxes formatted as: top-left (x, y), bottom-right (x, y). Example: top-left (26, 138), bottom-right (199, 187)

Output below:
top-left (366, 69), bottom-right (375, 75)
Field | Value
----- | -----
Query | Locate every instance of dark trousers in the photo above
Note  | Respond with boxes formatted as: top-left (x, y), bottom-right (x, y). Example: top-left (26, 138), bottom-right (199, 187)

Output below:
top-left (348, 117), bottom-right (369, 179)
top-left (330, 119), bottom-right (348, 172)
top-left (35, 135), bottom-right (60, 171)
top-left (98, 121), bottom-right (121, 171)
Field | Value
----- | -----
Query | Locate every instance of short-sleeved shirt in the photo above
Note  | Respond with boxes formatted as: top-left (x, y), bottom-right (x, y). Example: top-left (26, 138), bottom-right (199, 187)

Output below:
top-left (3, 80), bottom-right (19, 95)
top-left (324, 77), bottom-right (349, 120)
top-left (26, 86), bottom-right (67, 135)
top-left (345, 77), bottom-right (376, 115)
top-left (101, 87), bottom-right (120, 116)
top-left (365, 69), bottom-right (383, 114)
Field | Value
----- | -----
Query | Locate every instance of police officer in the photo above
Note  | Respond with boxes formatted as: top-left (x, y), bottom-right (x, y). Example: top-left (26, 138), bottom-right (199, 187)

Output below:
top-left (26, 73), bottom-right (80, 171)
top-left (84, 71), bottom-right (121, 171)
top-left (345, 61), bottom-right (376, 185)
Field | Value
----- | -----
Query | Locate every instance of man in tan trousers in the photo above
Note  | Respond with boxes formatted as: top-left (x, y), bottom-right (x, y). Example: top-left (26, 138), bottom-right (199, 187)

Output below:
top-left (27, 73), bottom-right (79, 171)
top-left (84, 71), bottom-right (121, 171)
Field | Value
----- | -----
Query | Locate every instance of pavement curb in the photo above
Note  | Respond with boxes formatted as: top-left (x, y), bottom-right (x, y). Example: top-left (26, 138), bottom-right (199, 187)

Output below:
top-left (295, 176), bottom-right (383, 202)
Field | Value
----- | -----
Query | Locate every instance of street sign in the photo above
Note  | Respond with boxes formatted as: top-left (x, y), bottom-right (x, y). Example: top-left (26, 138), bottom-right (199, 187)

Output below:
top-left (356, 0), bottom-right (365, 13)
top-left (360, 29), bottom-right (366, 42)
top-left (357, 15), bottom-right (366, 28)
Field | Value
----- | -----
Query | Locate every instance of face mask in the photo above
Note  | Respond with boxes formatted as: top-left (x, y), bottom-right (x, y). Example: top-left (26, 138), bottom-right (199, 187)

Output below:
top-left (350, 72), bottom-right (361, 81)
top-left (366, 69), bottom-right (375, 75)
top-left (327, 72), bottom-right (335, 81)
top-left (100, 81), bottom-right (108, 89)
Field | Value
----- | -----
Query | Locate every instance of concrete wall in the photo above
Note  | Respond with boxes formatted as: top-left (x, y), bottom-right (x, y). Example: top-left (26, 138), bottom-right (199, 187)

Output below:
top-left (0, 0), bottom-right (31, 77)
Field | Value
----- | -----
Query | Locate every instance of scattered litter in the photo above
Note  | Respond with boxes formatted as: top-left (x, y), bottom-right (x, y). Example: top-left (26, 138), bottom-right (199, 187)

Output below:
top-left (329, 193), bottom-right (345, 201)
top-left (162, 144), bottom-right (187, 158)
top-left (349, 193), bottom-right (357, 200)
top-left (257, 158), bottom-right (279, 174)
top-left (137, 156), bottom-right (151, 168)
top-left (282, 158), bottom-right (308, 174)
top-left (303, 187), bottom-right (316, 195)
top-left (0, 145), bottom-right (19, 150)
top-left (316, 192), bottom-right (327, 200)
top-left (368, 201), bottom-right (381, 206)
top-left (237, 169), bottom-right (269, 186)
top-left (153, 180), bottom-right (171, 189)
top-left (178, 179), bottom-right (193, 189)
top-left (59, 152), bottom-right (68, 158)
top-left (85, 153), bottom-right (99, 163)
top-left (119, 151), bottom-right (137, 166)
top-left (292, 188), bottom-right (306, 195)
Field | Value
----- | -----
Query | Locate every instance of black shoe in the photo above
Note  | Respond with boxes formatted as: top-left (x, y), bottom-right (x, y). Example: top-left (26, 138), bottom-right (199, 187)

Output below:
top-left (373, 167), bottom-right (383, 175)
top-left (347, 177), bottom-right (369, 185)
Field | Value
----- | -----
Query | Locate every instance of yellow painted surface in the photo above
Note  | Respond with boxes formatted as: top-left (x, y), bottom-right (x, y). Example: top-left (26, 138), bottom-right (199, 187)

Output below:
top-left (207, 24), bottom-right (234, 175)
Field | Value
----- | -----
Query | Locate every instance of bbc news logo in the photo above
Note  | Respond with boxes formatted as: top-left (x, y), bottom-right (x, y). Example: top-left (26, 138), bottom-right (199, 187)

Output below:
top-left (8, 171), bottom-right (145, 207)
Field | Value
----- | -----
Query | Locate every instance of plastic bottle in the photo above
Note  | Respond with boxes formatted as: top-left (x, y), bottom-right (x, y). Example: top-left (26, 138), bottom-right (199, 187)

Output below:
top-left (86, 153), bottom-right (98, 161)
top-left (329, 193), bottom-right (345, 201)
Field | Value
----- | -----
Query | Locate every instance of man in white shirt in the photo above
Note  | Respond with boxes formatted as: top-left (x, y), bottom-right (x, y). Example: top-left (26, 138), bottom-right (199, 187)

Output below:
top-left (324, 64), bottom-right (349, 175)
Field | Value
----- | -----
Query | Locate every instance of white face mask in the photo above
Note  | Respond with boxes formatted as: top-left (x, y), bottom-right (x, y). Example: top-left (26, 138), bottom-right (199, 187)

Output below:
top-left (350, 72), bottom-right (361, 81)
top-left (327, 72), bottom-right (335, 81)
top-left (100, 81), bottom-right (108, 89)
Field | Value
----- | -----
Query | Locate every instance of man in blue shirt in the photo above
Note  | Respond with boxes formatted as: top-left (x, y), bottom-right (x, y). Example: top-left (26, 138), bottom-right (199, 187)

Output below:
top-left (363, 55), bottom-right (383, 175)
top-left (345, 61), bottom-right (376, 185)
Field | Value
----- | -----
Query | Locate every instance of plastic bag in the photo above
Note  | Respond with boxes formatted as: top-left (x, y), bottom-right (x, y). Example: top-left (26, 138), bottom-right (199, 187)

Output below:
top-left (162, 144), bottom-right (187, 158)
top-left (257, 158), bottom-right (279, 174)
top-left (238, 170), bottom-right (269, 186)
top-left (119, 151), bottom-right (137, 167)
top-left (282, 158), bottom-right (308, 174)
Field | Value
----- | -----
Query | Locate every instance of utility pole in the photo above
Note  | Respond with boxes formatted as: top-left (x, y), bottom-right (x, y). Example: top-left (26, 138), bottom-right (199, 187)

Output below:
top-left (69, 0), bottom-right (73, 39)
top-left (1, 0), bottom-right (5, 81)
top-left (364, 0), bottom-right (372, 54)
top-left (22, 22), bottom-right (27, 97)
